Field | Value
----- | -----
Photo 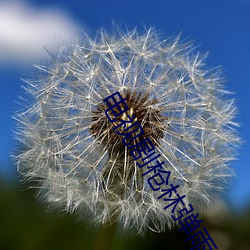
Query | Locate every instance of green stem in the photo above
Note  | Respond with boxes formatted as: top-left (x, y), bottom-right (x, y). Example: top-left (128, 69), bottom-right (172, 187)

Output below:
top-left (94, 220), bottom-right (117, 250)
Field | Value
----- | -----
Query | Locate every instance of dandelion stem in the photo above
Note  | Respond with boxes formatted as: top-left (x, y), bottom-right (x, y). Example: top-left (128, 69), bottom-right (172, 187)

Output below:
top-left (94, 220), bottom-right (118, 250)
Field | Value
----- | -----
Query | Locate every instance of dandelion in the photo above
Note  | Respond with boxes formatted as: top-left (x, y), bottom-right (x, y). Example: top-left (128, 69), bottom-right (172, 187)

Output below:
top-left (14, 27), bottom-right (239, 238)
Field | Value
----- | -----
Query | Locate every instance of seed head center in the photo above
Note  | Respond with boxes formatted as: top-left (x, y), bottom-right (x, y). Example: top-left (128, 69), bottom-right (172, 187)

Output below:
top-left (90, 90), bottom-right (165, 158)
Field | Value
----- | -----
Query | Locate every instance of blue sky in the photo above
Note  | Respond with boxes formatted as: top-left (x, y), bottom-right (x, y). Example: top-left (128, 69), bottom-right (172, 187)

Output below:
top-left (0, 0), bottom-right (249, 210)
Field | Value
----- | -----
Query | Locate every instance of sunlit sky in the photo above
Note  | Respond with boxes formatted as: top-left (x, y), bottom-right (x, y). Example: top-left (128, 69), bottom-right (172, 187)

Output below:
top-left (1, 0), bottom-right (249, 210)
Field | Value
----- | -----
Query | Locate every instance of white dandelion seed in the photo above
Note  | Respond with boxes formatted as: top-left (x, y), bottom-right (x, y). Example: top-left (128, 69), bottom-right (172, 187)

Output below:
top-left (14, 27), bottom-right (240, 234)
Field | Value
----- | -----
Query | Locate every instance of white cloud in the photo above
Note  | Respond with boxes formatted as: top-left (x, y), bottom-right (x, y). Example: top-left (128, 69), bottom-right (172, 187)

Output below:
top-left (0, 1), bottom-right (78, 65)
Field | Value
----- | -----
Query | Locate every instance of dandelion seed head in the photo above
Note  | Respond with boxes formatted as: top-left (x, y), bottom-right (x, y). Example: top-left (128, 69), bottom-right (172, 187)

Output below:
top-left (14, 27), bottom-right (240, 233)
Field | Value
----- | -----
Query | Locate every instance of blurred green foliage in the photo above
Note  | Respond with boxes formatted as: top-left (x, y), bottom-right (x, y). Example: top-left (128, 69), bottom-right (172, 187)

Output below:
top-left (1, 176), bottom-right (250, 250)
